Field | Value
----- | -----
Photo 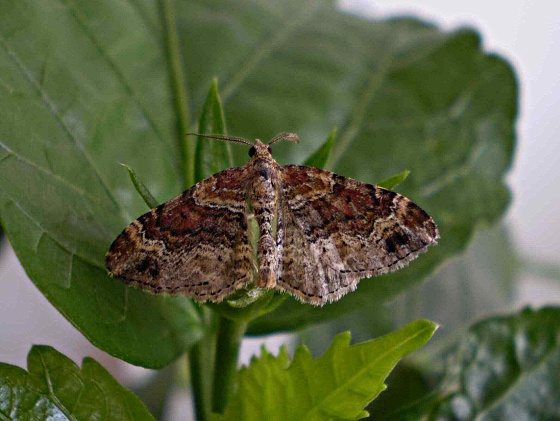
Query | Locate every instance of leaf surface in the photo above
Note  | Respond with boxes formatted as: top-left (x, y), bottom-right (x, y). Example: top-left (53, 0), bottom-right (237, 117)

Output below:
top-left (0, 0), bottom-right (517, 362)
top-left (0, 0), bottom-right (203, 367)
top-left (0, 345), bottom-right (154, 420)
top-left (212, 319), bottom-right (437, 421)
top-left (390, 307), bottom-right (560, 420)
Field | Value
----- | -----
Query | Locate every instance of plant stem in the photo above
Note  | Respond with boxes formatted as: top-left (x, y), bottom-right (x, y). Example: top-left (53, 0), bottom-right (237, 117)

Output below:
top-left (160, 0), bottom-right (194, 188)
top-left (212, 316), bottom-right (248, 414)
top-left (189, 308), bottom-right (216, 421)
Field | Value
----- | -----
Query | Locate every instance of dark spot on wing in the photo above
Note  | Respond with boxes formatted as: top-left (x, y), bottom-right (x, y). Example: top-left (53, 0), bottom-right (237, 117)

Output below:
top-left (393, 231), bottom-right (409, 246)
top-left (385, 237), bottom-right (397, 254)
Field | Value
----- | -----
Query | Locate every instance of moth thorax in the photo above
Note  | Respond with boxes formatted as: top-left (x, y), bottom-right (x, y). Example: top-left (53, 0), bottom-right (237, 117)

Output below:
top-left (253, 159), bottom-right (274, 182)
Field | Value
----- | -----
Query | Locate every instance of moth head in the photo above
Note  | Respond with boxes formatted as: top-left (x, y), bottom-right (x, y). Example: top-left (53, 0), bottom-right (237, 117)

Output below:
top-left (249, 139), bottom-right (272, 158)
top-left (185, 132), bottom-right (298, 159)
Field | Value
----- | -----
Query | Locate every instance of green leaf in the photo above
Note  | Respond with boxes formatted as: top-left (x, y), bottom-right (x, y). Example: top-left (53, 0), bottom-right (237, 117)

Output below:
top-left (366, 362), bottom-right (434, 418)
top-left (0, 345), bottom-right (154, 420)
top-left (391, 307), bottom-right (560, 420)
top-left (303, 127), bottom-right (336, 169)
top-left (377, 170), bottom-right (411, 190)
top-left (240, 20), bottom-right (517, 333)
top-left (212, 319), bottom-right (437, 421)
top-left (0, 0), bottom-right (516, 363)
top-left (194, 79), bottom-right (233, 182)
top-left (0, 0), bottom-right (205, 367)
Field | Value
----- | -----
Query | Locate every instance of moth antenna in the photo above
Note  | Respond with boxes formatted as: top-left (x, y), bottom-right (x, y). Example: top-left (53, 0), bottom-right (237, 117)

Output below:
top-left (186, 133), bottom-right (254, 147)
top-left (267, 132), bottom-right (300, 146)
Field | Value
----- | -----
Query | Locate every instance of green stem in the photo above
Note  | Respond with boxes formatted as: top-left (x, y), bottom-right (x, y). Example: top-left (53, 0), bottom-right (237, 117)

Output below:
top-left (189, 308), bottom-right (216, 421)
top-left (160, 0), bottom-right (194, 188)
top-left (212, 316), bottom-right (248, 414)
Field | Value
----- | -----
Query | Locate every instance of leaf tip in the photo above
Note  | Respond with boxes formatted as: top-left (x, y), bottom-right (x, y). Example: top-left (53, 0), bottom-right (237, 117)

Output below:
top-left (293, 343), bottom-right (313, 363)
top-left (320, 331), bottom-right (352, 357)
top-left (377, 169), bottom-right (411, 190)
top-left (357, 409), bottom-right (370, 419)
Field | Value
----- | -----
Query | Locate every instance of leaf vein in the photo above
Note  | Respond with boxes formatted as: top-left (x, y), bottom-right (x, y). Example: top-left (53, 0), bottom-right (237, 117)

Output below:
top-left (0, 34), bottom-right (123, 214)
top-left (220, 0), bottom-right (322, 102)
top-left (9, 199), bottom-right (105, 271)
top-left (38, 350), bottom-right (78, 421)
top-left (0, 141), bottom-right (106, 206)
top-left (303, 326), bottom-right (432, 419)
top-left (58, 0), bottom-right (172, 152)
top-left (330, 54), bottom-right (393, 168)
top-left (474, 342), bottom-right (560, 420)
top-left (422, 141), bottom-right (488, 198)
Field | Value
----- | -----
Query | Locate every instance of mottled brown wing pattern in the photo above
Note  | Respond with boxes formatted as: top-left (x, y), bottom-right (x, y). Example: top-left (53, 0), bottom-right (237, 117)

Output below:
top-left (106, 167), bottom-right (253, 303)
top-left (276, 165), bottom-right (439, 305)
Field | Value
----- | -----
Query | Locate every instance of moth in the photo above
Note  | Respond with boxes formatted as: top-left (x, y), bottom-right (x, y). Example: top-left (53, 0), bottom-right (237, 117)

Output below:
top-left (106, 133), bottom-right (439, 306)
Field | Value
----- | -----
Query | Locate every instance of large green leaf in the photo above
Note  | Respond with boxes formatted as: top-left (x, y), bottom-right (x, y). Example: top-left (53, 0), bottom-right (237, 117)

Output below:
top-left (0, 1), bottom-right (204, 367)
top-left (0, 0), bottom-right (516, 364)
top-left (387, 307), bottom-right (560, 420)
top-left (212, 319), bottom-right (437, 420)
top-left (235, 18), bottom-right (517, 332)
top-left (0, 345), bottom-right (154, 420)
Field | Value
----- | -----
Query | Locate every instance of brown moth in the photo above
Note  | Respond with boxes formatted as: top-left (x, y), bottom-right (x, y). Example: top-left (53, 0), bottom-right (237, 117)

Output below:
top-left (106, 133), bottom-right (439, 306)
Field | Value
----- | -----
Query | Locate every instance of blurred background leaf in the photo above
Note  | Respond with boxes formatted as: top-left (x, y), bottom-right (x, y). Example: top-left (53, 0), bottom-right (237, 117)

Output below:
top-left (0, 0), bottom-right (516, 367)
top-left (380, 307), bottom-right (560, 420)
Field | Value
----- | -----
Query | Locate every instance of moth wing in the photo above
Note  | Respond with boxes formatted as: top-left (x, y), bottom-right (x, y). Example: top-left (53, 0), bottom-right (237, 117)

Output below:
top-left (106, 167), bottom-right (253, 303)
top-left (276, 165), bottom-right (438, 305)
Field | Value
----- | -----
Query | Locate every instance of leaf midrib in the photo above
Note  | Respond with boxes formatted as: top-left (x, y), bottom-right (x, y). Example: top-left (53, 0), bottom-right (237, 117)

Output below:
top-left (220, 0), bottom-right (322, 103)
top-left (39, 350), bottom-right (78, 421)
top-left (59, 0), bottom-right (174, 153)
top-left (302, 325), bottom-right (433, 419)
top-left (0, 34), bottom-right (123, 215)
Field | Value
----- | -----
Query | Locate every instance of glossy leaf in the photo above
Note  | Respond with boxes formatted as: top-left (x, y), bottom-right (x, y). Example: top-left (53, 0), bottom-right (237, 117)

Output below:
top-left (390, 307), bottom-right (560, 420)
top-left (212, 319), bottom-right (437, 421)
top-left (0, 345), bottom-right (154, 420)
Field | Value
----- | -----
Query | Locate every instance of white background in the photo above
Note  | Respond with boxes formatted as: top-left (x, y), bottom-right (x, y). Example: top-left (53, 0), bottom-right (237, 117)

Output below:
top-left (1, 1), bottom-right (559, 419)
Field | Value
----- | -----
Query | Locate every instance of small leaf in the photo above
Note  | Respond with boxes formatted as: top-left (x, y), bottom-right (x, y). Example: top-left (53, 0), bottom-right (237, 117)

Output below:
top-left (304, 127), bottom-right (336, 169)
top-left (195, 79), bottom-right (233, 182)
top-left (377, 170), bottom-right (411, 190)
top-left (212, 319), bottom-right (437, 421)
top-left (392, 307), bottom-right (560, 420)
top-left (0, 345), bottom-right (154, 420)
top-left (199, 78), bottom-right (227, 136)
top-left (121, 163), bottom-right (159, 209)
